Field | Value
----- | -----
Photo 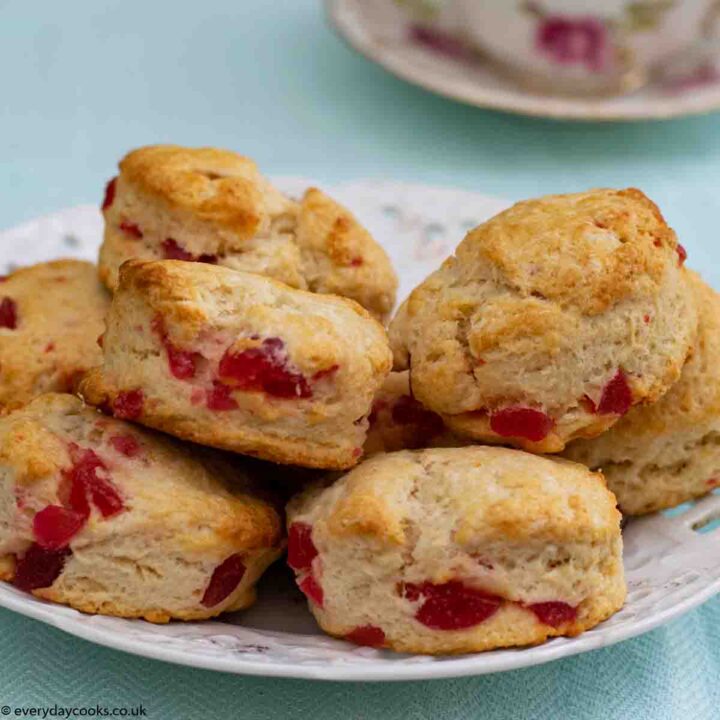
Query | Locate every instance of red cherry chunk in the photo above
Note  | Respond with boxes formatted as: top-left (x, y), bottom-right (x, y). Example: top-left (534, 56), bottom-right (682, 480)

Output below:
top-left (112, 389), bottom-right (144, 420)
top-left (33, 505), bottom-right (86, 550)
top-left (676, 243), bottom-right (687, 265)
top-left (490, 406), bottom-right (554, 442)
top-left (206, 381), bottom-right (238, 411)
top-left (167, 344), bottom-right (198, 380)
top-left (102, 177), bottom-right (117, 211)
top-left (402, 581), bottom-right (502, 630)
top-left (527, 601), bottom-right (577, 628)
top-left (13, 544), bottom-right (72, 591)
top-left (162, 238), bottom-right (194, 261)
top-left (201, 553), bottom-right (246, 608)
top-left (119, 221), bottom-right (143, 238)
top-left (162, 238), bottom-right (217, 264)
top-left (391, 395), bottom-right (445, 439)
top-left (345, 625), bottom-right (386, 647)
top-left (595, 370), bottom-right (632, 416)
top-left (109, 434), bottom-right (141, 458)
top-left (0, 297), bottom-right (18, 329)
top-left (298, 572), bottom-right (324, 607)
top-left (64, 444), bottom-right (124, 519)
top-left (287, 522), bottom-right (318, 571)
top-left (152, 317), bottom-right (199, 380)
top-left (218, 337), bottom-right (312, 399)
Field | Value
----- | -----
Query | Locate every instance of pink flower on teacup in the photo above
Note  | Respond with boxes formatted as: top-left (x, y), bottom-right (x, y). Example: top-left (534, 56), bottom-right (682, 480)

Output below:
top-left (536, 16), bottom-right (610, 72)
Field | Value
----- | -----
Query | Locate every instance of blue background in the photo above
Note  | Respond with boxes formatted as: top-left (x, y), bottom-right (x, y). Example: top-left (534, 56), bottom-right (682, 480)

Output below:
top-left (1, 0), bottom-right (719, 717)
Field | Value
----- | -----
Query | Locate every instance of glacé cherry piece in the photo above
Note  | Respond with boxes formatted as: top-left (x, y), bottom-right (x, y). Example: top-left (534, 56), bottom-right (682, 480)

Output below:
top-left (527, 601), bottom-right (577, 628)
top-left (595, 370), bottom-right (632, 416)
top-left (162, 238), bottom-right (194, 261)
top-left (33, 505), bottom-right (86, 549)
top-left (13, 544), bottom-right (72, 591)
top-left (112, 389), bottom-right (144, 420)
top-left (298, 572), bottom-right (324, 607)
top-left (0, 297), bottom-right (18, 329)
top-left (402, 580), bottom-right (502, 630)
top-left (206, 381), bottom-right (238, 411)
top-left (63, 444), bottom-right (124, 519)
top-left (102, 177), bottom-right (117, 211)
top-left (345, 625), bottom-right (385, 647)
top-left (109, 434), bottom-right (141, 458)
top-left (287, 522), bottom-right (318, 571)
top-left (676, 244), bottom-right (687, 265)
top-left (201, 553), bottom-right (246, 608)
top-left (489, 406), bottom-right (554, 442)
top-left (152, 315), bottom-right (198, 380)
top-left (218, 337), bottom-right (312, 399)
top-left (119, 221), bottom-right (143, 238)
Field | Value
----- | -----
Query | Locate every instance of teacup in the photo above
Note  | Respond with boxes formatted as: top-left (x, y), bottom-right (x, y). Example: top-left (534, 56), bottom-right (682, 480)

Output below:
top-left (397, 0), bottom-right (720, 95)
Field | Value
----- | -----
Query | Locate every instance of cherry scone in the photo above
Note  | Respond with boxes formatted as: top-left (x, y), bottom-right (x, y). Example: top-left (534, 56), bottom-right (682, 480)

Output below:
top-left (565, 272), bottom-right (720, 515)
top-left (98, 145), bottom-right (398, 321)
top-left (389, 188), bottom-right (698, 453)
top-left (80, 260), bottom-right (393, 469)
top-left (286, 446), bottom-right (625, 655)
top-left (0, 394), bottom-right (283, 622)
top-left (0, 260), bottom-right (110, 413)
top-left (364, 371), bottom-right (462, 456)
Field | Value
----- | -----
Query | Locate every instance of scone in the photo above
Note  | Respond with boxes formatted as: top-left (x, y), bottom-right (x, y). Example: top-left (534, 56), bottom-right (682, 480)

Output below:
top-left (0, 394), bottom-right (283, 622)
top-left (80, 260), bottom-right (392, 469)
top-left (99, 145), bottom-right (398, 321)
top-left (0, 260), bottom-right (110, 412)
top-left (390, 189), bottom-right (697, 453)
top-left (287, 446), bottom-right (625, 655)
top-left (565, 273), bottom-right (720, 515)
top-left (364, 371), bottom-right (462, 455)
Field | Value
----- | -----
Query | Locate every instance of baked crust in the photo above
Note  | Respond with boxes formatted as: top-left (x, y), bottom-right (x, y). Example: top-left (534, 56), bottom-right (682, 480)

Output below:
top-left (565, 272), bottom-right (720, 514)
top-left (287, 446), bottom-right (625, 655)
top-left (99, 145), bottom-right (398, 320)
top-left (80, 260), bottom-right (393, 469)
top-left (389, 188), bottom-right (697, 452)
top-left (0, 260), bottom-right (109, 413)
top-left (0, 393), bottom-right (283, 622)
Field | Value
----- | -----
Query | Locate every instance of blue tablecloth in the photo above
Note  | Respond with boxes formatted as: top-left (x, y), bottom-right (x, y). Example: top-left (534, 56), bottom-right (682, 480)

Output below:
top-left (2, 1), bottom-right (720, 716)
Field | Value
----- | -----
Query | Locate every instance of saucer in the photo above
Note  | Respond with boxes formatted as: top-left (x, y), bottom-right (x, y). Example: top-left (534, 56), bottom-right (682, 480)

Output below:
top-left (327, 0), bottom-right (720, 121)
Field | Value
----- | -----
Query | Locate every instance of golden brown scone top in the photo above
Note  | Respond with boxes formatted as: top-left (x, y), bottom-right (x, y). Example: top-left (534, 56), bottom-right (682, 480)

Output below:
top-left (120, 145), bottom-right (268, 237)
top-left (111, 145), bottom-right (398, 320)
top-left (453, 188), bottom-right (678, 316)
top-left (117, 258), bottom-right (388, 347)
top-left (289, 447), bottom-right (621, 547)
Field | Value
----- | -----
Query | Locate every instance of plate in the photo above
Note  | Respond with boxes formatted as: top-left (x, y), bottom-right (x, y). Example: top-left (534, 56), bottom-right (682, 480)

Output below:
top-left (1, 179), bottom-right (719, 681)
top-left (326, 0), bottom-right (720, 122)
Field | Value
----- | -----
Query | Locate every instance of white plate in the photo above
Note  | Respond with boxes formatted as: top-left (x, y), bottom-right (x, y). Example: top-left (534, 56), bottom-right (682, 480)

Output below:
top-left (326, 0), bottom-right (720, 122)
top-left (1, 179), bottom-right (719, 681)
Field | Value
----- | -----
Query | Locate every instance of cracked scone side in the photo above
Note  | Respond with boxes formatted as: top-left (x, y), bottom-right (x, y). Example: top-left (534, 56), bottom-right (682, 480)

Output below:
top-left (99, 145), bottom-right (398, 320)
top-left (389, 188), bottom-right (698, 453)
top-left (286, 446), bottom-right (625, 655)
top-left (0, 394), bottom-right (283, 622)
top-left (80, 260), bottom-right (393, 469)
top-left (565, 272), bottom-right (720, 515)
